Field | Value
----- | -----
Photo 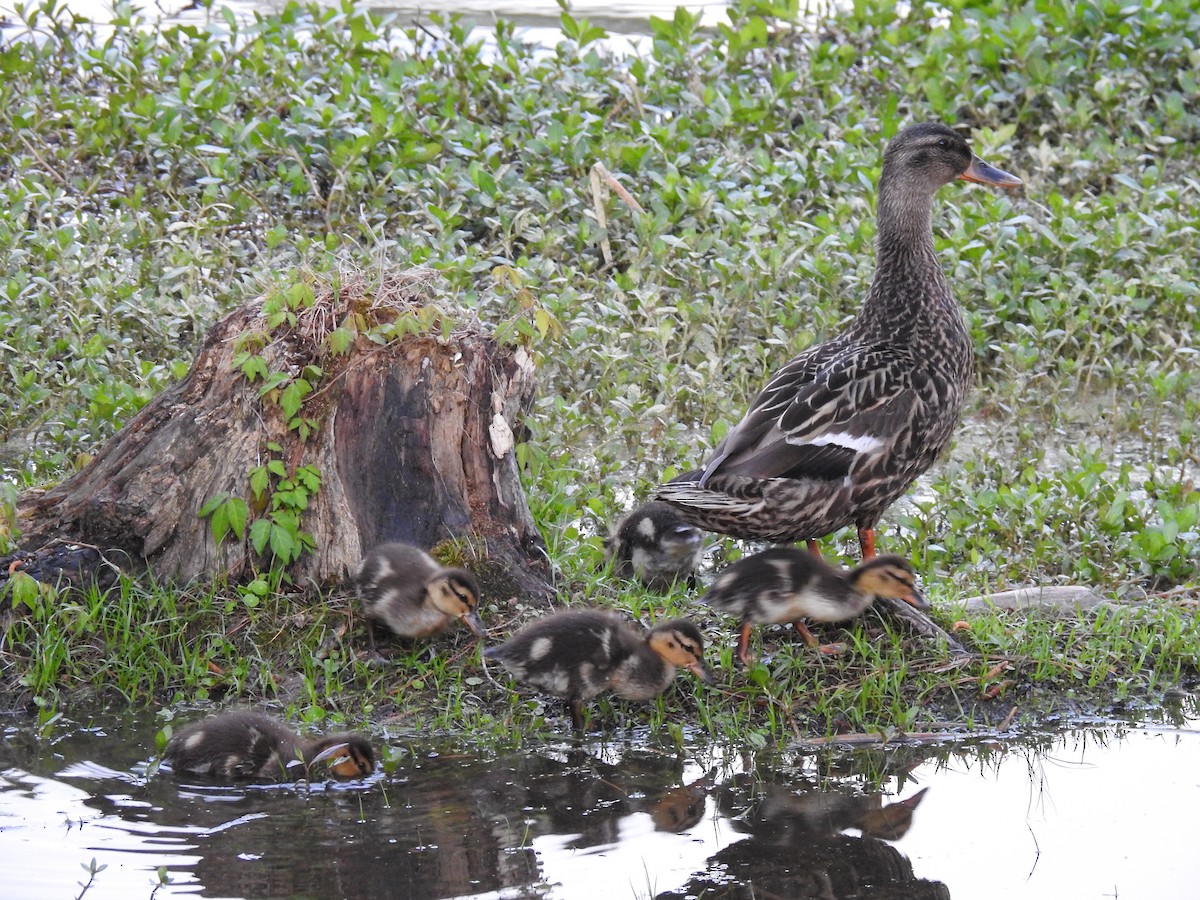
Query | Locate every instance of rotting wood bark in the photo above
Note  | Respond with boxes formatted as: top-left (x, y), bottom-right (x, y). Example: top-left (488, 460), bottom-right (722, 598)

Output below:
top-left (12, 267), bottom-right (553, 602)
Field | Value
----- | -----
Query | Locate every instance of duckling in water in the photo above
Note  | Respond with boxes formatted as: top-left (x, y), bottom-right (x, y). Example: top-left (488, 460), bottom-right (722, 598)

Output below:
top-left (485, 609), bottom-right (715, 732)
top-left (701, 548), bottom-right (925, 665)
top-left (355, 542), bottom-right (486, 652)
top-left (163, 710), bottom-right (375, 781)
top-left (606, 501), bottom-right (705, 591)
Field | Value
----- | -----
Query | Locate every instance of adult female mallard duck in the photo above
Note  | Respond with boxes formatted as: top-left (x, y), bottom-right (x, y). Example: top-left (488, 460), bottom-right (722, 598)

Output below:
top-left (655, 123), bottom-right (1021, 559)
top-left (163, 710), bottom-right (375, 781)
top-left (606, 501), bottom-right (705, 590)
top-left (701, 547), bottom-right (924, 665)
top-left (355, 542), bottom-right (486, 651)
top-left (484, 609), bottom-right (715, 732)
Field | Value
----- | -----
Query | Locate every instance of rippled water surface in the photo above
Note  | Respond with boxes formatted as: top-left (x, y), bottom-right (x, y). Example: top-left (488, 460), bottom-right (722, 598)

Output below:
top-left (2, 709), bottom-right (1198, 899)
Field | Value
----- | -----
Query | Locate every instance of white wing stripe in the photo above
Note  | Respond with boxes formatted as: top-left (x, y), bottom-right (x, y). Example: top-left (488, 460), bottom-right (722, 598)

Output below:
top-left (803, 432), bottom-right (885, 453)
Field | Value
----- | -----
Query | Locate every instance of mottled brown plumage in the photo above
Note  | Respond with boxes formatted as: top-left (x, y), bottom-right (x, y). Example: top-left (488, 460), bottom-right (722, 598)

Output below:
top-left (355, 542), bottom-right (485, 650)
top-left (701, 548), bottom-right (925, 665)
top-left (163, 711), bottom-right (375, 782)
top-left (484, 609), bottom-right (715, 732)
top-left (655, 123), bottom-right (1021, 558)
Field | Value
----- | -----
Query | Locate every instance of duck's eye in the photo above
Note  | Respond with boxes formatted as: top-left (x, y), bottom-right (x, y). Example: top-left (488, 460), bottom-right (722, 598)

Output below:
top-left (936, 138), bottom-right (950, 149)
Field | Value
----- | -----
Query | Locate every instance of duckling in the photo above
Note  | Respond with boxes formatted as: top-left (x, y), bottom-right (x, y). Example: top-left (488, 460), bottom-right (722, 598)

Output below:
top-left (606, 501), bottom-right (705, 590)
top-left (701, 547), bottom-right (926, 665)
top-left (163, 710), bottom-right (375, 781)
top-left (354, 542), bottom-right (485, 652)
top-left (484, 609), bottom-right (715, 732)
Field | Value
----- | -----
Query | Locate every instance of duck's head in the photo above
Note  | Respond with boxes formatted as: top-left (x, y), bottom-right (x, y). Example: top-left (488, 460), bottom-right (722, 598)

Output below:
top-left (852, 555), bottom-right (927, 609)
top-left (884, 122), bottom-right (1022, 193)
top-left (428, 569), bottom-right (487, 637)
top-left (309, 735), bottom-right (376, 778)
top-left (647, 619), bottom-right (716, 685)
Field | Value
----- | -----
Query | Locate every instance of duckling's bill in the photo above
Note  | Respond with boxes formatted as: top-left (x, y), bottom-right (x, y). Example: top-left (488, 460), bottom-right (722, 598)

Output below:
top-left (461, 609), bottom-right (487, 638)
top-left (900, 587), bottom-right (929, 610)
top-left (959, 156), bottom-right (1022, 188)
top-left (688, 660), bottom-right (717, 685)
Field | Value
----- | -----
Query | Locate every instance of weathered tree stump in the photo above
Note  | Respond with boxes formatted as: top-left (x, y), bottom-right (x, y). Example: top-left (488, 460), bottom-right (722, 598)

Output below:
top-left (13, 267), bottom-right (553, 601)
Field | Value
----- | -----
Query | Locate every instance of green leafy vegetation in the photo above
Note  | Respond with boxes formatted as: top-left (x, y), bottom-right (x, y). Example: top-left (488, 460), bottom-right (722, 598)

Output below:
top-left (0, 0), bottom-right (1197, 741)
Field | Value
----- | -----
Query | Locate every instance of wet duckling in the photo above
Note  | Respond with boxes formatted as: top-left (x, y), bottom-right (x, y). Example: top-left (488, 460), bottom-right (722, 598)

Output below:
top-left (484, 609), bottom-right (715, 732)
top-left (701, 548), bottom-right (926, 665)
top-left (355, 542), bottom-right (485, 651)
top-left (606, 501), bottom-right (705, 590)
top-left (163, 710), bottom-right (375, 781)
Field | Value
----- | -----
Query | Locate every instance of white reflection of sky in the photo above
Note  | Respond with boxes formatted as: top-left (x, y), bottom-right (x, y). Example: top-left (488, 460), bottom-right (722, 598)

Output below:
top-left (901, 725), bottom-right (1200, 900)
top-left (526, 725), bottom-right (1200, 899)
top-left (0, 767), bottom-right (207, 899)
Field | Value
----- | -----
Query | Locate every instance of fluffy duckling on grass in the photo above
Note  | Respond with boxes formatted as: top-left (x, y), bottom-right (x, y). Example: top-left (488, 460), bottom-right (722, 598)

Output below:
top-left (701, 547), bottom-right (925, 665)
top-left (355, 542), bottom-right (485, 651)
top-left (484, 609), bottom-right (715, 732)
top-left (606, 501), bottom-right (705, 591)
top-left (163, 710), bottom-right (375, 782)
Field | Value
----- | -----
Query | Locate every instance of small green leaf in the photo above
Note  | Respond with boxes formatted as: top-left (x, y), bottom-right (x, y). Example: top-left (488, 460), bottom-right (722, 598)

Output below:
top-left (279, 378), bottom-right (312, 420)
top-left (198, 492), bottom-right (229, 518)
top-left (6, 571), bottom-right (43, 613)
top-left (269, 524), bottom-right (298, 562)
top-left (249, 466), bottom-right (270, 499)
top-left (210, 502), bottom-right (230, 543)
top-left (240, 355), bottom-right (269, 382)
top-left (329, 327), bottom-right (354, 355)
top-left (250, 518), bottom-right (272, 555)
top-left (223, 497), bottom-right (249, 540)
top-left (296, 466), bottom-right (322, 492)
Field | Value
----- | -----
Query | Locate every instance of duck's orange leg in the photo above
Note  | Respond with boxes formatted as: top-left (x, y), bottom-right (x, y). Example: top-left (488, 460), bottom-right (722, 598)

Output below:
top-left (857, 526), bottom-right (876, 560)
top-left (806, 539), bottom-right (822, 558)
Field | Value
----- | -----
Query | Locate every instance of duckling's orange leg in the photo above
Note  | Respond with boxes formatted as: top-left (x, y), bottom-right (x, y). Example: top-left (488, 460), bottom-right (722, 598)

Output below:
top-left (806, 539), bottom-right (823, 558)
top-left (792, 619), bottom-right (820, 648)
top-left (735, 622), bottom-right (755, 667)
top-left (857, 527), bottom-right (876, 559)
top-left (568, 697), bottom-right (585, 734)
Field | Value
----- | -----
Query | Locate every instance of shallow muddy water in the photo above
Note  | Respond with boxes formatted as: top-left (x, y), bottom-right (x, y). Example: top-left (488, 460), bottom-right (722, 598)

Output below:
top-left (1, 709), bottom-right (1198, 899)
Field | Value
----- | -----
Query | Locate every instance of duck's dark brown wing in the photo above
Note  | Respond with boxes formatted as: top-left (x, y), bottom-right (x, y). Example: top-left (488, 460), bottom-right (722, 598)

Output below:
top-left (700, 340), bottom-right (920, 484)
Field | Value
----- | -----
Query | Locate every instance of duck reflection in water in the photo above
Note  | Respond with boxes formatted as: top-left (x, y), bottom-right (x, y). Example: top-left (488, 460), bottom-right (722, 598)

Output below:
top-left (657, 775), bottom-right (947, 900)
top-left (471, 746), bottom-right (716, 853)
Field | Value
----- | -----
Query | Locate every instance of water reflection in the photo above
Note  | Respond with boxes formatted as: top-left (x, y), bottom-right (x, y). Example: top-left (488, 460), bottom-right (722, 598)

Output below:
top-left (660, 775), bottom-right (942, 900)
top-left (2, 714), bottom-right (1199, 898)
